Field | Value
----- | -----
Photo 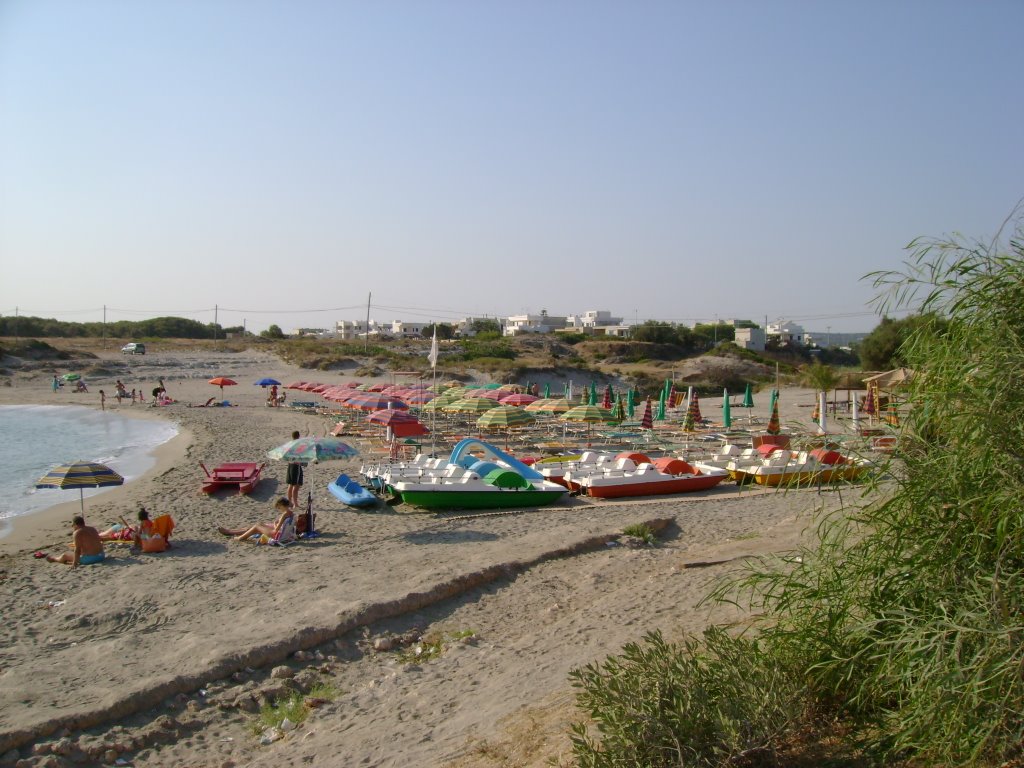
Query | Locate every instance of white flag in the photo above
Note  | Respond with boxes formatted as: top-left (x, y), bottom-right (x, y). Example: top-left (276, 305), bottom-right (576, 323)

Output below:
top-left (427, 327), bottom-right (438, 369)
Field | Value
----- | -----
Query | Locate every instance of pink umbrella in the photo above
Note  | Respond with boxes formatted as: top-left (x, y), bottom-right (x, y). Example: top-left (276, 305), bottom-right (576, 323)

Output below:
top-left (499, 393), bottom-right (539, 406)
top-left (639, 398), bottom-right (653, 430)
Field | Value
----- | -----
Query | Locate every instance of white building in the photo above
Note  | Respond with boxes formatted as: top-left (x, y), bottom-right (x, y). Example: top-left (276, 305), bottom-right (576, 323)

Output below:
top-left (766, 320), bottom-right (807, 345)
top-left (734, 327), bottom-right (766, 351)
top-left (565, 310), bottom-right (623, 329)
top-left (503, 310), bottom-right (568, 336)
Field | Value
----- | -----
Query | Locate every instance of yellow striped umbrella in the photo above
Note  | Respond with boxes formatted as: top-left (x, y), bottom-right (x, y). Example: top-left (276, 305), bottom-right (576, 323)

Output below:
top-left (36, 461), bottom-right (124, 514)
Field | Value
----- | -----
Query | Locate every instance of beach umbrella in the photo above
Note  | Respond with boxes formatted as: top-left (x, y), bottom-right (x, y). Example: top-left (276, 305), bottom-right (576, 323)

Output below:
top-left (476, 405), bottom-right (535, 431)
top-left (588, 382), bottom-right (597, 406)
top-left (639, 398), bottom-right (653, 430)
top-left (614, 398), bottom-right (626, 423)
top-left (766, 396), bottom-right (781, 435)
top-left (527, 397), bottom-right (573, 414)
top-left (208, 376), bottom-right (237, 396)
top-left (602, 386), bottom-right (612, 410)
top-left (62, 373), bottom-right (81, 382)
top-left (404, 391), bottom-right (437, 406)
top-left (477, 404), bottom-right (535, 427)
top-left (367, 409), bottom-right (419, 426)
top-left (344, 393), bottom-right (409, 411)
top-left (443, 397), bottom-right (499, 415)
top-left (683, 391), bottom-right (703, 432)
top-left (863, 385), bottom-right (877, 417)
top-left (543, 383), bottom-right (551, 398)
top-left (741, 383), bottom-right (755, 409)
top-left (254, 378), bottom-right (281, 387)
top-left (499, 393), bottom-right (539, 406)
top-left (268, 436), bottom-right (359, 463)
top-left (885, 401), bottom-right (900, 427)
top-left (36, 461), bottom-right (124, 514)
top-left (627, 388), bottom-right (636, 419)
top-left (561, 404), bottom-right (614, 440)
top-left (722, 389), bottom-right (732, 428)
top-left (656, 392), bottom-right (666, 421)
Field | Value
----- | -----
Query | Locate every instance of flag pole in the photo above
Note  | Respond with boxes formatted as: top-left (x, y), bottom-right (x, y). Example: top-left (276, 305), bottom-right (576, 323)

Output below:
top-left (429, 324), bottom-right (438, 457)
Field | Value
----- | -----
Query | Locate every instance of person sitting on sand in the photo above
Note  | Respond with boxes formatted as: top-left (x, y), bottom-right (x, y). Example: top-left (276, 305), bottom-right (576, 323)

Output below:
top-left (47, 516), bottom-right (105, 566)
top-left (218, 498), bottom-right (295, 544)
top-left (98, 507), bottom-right (154, 546)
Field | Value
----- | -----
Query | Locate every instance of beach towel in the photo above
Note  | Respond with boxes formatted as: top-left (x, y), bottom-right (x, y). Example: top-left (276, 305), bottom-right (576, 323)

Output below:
top-left (140, 515), bottom-right (174, 553)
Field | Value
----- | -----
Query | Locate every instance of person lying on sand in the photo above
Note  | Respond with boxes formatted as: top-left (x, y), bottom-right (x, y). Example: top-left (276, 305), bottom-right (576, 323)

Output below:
top-left (46, 516), bottom-right (105, 566)
top-left (218, 498), bottom-right (295, 543)
top-left (99, 507), bottom-right (156, 547)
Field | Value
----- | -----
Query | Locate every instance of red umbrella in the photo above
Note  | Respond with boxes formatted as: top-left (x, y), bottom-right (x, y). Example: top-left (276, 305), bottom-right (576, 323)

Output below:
top-left (367, 409), bottom-right (419, 426)
top-left (499, 393), bottom-right (539, 406)
top-left (639, 398), bottom-right (653, 430)
top-left (766, 398), bottom-right (781, 435)
top-left (602, 387), bottom-right (612, 410)
top-left (208, 377), bottom-right (237, 396)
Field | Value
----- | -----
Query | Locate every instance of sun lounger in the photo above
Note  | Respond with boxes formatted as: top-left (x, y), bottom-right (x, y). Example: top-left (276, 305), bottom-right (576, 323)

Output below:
top-left (200, 462), bottom-right (265, 494)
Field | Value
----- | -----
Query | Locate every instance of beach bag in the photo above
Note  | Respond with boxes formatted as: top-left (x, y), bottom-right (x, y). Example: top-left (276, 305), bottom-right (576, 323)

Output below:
top-left (140, 534), bottom-right (167, 553)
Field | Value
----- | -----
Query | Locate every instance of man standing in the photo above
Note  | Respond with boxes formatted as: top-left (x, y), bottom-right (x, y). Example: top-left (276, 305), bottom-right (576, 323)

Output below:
top-left (47, 516), bottom-right (105, 566)
top-left (286, 430), bottom-right (304, 508)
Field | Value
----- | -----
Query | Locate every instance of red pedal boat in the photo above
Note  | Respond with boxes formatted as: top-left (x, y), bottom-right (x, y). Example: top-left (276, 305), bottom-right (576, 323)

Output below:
top-left (200, 462), bottom-right (265, 494)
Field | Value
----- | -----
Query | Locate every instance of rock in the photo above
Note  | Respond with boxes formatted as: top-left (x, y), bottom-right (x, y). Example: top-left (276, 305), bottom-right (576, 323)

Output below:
top-left (293, 669), bottom-right (320, 693)
top-left (270, 665), bottom-right (294, 680)
top-left (1, 749), bottom-right (19, 766)
top-left (51, 738), bottom-right (73, 756)
top-left (279, 718), bottom-right (296, 732)
top-left (313, 650), bottom-right (324, 661)
top-left (155, 715), bottom-right (179, 731)
top-left (231, 671), bottom-right (246, 683)
top-left (257, 681), bottom-right (292, 704)
top-left (259, 728), bottom-right (282, 746)
top-left (221, 761), bottom-right (236, 768)
top-left (104, 750), bottom-right (119, 764)
top-left (373, 636), bottom-right (394, 652)
top-left (31, 744), bottom-right (50, 756)
top-left (186, 700), bottom-right (202, 713)
top-left (37, 757), bottom-right (61, 768)
top-left (304, 697), bottom-right (329, 709)
top-left (235, 695), bottom-right (259, 714)
top-left (293, 650), bottom-right (308, 662)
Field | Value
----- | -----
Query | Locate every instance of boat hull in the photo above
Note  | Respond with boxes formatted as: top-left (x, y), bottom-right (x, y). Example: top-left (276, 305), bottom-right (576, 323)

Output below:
top-left (394, 488), bottom-right (567, 510)
top-left (583, 473), bottom-right (726, 498)
top-left (327, 481), bottom-right (377, 507)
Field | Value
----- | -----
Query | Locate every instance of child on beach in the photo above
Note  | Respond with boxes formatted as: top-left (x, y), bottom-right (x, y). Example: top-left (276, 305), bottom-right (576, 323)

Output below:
top-left (99, 390), bottom-right (106, 411)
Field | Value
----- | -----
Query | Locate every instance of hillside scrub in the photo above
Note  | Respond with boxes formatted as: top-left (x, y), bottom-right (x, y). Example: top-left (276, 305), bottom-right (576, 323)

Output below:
top-left (570, 211), bottom-right (1024, 766)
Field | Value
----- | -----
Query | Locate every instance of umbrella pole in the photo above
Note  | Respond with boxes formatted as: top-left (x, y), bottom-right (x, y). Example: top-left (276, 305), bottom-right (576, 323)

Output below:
top-left (80, 488), bottom-right (85, 514)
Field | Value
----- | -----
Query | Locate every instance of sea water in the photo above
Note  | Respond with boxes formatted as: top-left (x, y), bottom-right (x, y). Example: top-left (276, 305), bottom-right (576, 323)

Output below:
top-left (0, 404), bottom-right (178, 531)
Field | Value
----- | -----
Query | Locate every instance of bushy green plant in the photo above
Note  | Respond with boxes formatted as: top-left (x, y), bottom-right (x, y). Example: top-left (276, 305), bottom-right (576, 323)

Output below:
top-left (570, 628), bottom-right (806, 767)
top-left (570, 210), bottom-right (1024, 766)
top-left (621, 523), bottom-right (656, 545)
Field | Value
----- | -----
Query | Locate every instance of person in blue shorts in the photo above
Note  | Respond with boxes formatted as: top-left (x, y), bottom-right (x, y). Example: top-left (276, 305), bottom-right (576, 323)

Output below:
top-left (47, 516), bottom-right (105, 567)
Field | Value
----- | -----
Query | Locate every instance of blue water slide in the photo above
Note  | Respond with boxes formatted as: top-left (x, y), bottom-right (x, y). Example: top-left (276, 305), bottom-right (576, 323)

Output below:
top-left (447, 438), bottom-right (544, 481)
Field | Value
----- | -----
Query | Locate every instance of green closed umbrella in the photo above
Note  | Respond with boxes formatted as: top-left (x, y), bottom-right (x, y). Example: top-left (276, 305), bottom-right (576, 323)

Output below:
top-left (741, 383), bottom-right (754, 409)
top-left (722, 389), bottom-right (732, 428)
top-left (544, 382), bottom-right (551, 398)
top-left (589, 382), bottom-right (598, 406)
top-left (627, 388), bottom-right (635, 419)
top-left (656, 392), bottom-right (666, 421)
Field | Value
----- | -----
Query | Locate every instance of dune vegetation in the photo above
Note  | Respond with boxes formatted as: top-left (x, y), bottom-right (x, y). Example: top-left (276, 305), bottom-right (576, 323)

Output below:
top-left (569, 212), bottom-right (1024, 766)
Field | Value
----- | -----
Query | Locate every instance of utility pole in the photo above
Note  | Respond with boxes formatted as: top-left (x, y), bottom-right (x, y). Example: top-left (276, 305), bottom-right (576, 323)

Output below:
top-left (102, 305), bottom-right (106, 346)
top-left (214, 304), bottom-right (218, 341)
top-left (365, 292), bottom-right (371, 352)
top-left (827, 326), bottom-right (832, 348)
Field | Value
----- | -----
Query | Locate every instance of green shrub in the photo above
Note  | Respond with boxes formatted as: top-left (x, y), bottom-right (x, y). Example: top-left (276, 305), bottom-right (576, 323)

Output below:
top-left (622, 523), bottom-right (656, 545)
top-left (570, 628), bottom-right (806, 767)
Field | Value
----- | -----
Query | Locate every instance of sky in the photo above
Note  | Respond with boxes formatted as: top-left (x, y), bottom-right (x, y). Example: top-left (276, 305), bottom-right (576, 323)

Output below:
top-left (1, 1), bottom-right (1022, 335)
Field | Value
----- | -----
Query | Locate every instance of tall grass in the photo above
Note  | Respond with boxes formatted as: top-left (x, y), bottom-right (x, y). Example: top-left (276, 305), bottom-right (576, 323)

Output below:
top-left (570, 210), bottom-right (1024, 765)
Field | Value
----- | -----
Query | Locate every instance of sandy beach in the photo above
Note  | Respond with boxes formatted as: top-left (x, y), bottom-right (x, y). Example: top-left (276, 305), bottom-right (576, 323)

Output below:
top-left (0, 349), bottom-right (863, 767)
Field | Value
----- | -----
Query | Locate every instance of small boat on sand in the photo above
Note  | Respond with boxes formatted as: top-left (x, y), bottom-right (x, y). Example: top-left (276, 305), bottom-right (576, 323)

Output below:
top-left (565, 456), bottom-right (728, 499)
top-left (364, 438), bottom-right (569, 511)
top-left (327, 473), bottom-right (377, 508)
top-left (200, 462), bottom-right (265, 495)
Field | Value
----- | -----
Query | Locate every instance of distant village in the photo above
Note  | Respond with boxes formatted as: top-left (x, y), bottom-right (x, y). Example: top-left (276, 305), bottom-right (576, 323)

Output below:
top-left (290, 309), bottom-right (865, 351)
